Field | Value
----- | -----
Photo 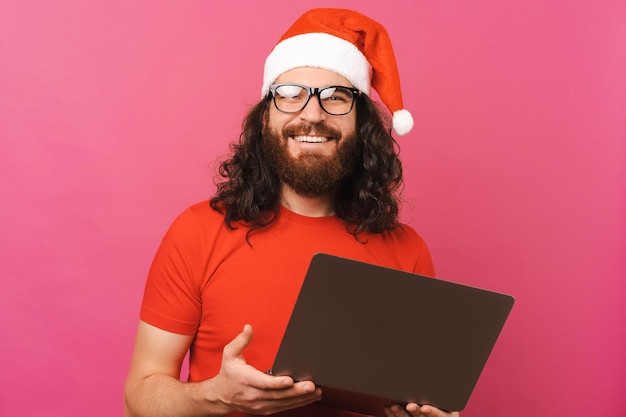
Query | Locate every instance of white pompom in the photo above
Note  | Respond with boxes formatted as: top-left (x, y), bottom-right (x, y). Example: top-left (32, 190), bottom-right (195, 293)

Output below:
top-left (392, 109), bottom-right (414, 136)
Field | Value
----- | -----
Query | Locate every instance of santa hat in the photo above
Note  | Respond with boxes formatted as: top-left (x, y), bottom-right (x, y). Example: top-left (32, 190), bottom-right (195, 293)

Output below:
top-left (262, 8), bottom-right (414, 136)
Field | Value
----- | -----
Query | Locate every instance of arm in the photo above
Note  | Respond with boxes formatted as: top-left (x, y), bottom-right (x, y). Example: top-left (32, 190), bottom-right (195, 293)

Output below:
top-left (124, 321), bottom-right (322, 417)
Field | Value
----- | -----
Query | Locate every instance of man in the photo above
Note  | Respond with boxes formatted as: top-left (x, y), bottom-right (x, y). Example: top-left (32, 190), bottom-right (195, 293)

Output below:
top-left (124, 8), bottom-right (459, 417)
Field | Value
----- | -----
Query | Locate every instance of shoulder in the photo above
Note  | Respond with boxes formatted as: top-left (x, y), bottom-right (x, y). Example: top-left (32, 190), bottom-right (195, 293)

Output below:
top-left (178, 200), bottom-right (224, 224)
top-left (165, 201), bottom-right (225, 236)
top-left (377, 223), bottom-right (435, 277)
top-left (385, 222), bottom-right (429, 248)
top-left (156, 201), bottom-right (236, 256)
top-left (148, 201), bottom-right (247, 287)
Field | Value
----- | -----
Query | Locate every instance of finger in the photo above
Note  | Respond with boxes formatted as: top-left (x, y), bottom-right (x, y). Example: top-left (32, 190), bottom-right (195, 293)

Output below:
top-left (290, 380), bottom-right (317, 395)
top-left (255, 388), bottom-right (322, 414)
top-left (418, 404), bottom-right (459, 417)
top-left (279, 389), bottom-right (322, 409)
top-left (272, 384), bottom-right (322, 403)
top-left (222, 324), bottom-right (254, 361)
top-left (383, 406), bottom-right (397, 417)
top-left (248, 373), bottom-right (317, 393)
top-left (238, 384), bottom-right (322, 413)
top-left (385, 403), bottom-right (411, 417)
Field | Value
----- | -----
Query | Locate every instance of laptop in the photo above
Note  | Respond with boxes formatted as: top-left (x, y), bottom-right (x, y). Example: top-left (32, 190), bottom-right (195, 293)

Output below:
top-left (269, 253), bottom-right (515, 415)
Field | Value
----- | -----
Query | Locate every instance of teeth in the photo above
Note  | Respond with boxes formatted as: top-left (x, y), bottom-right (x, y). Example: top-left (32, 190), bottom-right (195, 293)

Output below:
top-left (293, 135), bottom-right (329, 143)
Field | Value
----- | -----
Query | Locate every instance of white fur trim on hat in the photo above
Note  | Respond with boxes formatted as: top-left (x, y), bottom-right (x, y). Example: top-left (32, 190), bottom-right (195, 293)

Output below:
top-left (262, 33), bottom-right (372, 97)
top-left (392, 109), bottom-right (414, 136)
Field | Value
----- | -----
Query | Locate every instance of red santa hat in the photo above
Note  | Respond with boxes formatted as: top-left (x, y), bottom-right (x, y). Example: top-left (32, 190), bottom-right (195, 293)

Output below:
top-left (262, 8), bottom-right (414, 136)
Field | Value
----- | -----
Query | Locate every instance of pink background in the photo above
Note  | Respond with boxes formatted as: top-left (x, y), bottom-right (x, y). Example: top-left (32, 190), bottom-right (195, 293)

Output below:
top-left (1, 1), bottom-right (624, 416)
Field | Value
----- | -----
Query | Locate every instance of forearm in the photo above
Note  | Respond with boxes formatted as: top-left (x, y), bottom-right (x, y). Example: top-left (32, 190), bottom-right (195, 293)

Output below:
top-left (124, 324), bottom-right (321, 416)
top-left (124, 373), bottom-right (227, 417)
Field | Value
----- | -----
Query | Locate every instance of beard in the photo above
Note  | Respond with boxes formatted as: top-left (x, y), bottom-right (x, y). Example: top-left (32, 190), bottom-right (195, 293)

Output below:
top-left (262, 121), bottom-right (360, 197)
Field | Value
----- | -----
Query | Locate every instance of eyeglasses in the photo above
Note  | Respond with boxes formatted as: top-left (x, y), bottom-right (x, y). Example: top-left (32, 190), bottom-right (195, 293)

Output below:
top-left (269, 84), bottom-right (360, 116)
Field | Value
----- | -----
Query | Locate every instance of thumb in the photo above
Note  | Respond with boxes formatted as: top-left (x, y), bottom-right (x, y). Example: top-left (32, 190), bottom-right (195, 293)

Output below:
top-left (222, 324), bottom-right (253, 361)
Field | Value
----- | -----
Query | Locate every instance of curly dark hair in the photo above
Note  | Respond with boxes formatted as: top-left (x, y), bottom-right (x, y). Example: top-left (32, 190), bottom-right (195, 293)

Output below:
top-left (210, 93), bottom-right (404, 240)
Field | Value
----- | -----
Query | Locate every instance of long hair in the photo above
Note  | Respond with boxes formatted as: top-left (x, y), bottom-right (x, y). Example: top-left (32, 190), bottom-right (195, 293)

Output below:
top-left (210, 94), bottom-right (404, 240)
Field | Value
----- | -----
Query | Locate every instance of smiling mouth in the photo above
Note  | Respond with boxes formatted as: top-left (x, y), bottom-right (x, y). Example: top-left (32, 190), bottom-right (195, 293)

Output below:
top-left (292, 135), bottom-right (332, 143)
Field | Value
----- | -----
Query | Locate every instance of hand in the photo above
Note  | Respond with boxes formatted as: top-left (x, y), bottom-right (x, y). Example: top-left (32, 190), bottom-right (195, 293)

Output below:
top-left (385, 403), bottom-right (460, 417)
top-left (207, 324), bottom-right (322, 415)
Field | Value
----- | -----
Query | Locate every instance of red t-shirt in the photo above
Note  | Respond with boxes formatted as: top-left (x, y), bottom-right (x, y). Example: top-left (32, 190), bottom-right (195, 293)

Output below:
top-left (140, 201), bottom-right (435, 417)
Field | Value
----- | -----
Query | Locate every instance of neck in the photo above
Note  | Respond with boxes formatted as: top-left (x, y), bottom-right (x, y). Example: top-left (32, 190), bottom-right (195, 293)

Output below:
top-left (280, 184), bottom-right (335, 217)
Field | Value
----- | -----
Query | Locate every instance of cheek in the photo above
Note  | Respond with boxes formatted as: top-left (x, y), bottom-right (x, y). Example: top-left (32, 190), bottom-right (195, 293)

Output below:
top-left (267, 108), bottom-right (291, 134)
top-left (340, 115), bottom-right (357, 137)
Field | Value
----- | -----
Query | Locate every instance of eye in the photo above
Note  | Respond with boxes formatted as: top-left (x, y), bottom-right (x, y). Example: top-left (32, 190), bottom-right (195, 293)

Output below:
top-left (320, 87), bottom-right (351, 102)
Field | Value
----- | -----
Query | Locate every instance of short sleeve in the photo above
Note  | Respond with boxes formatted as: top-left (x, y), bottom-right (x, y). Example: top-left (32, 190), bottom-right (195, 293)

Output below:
top-left (139, 207), bottom-right (206, 335)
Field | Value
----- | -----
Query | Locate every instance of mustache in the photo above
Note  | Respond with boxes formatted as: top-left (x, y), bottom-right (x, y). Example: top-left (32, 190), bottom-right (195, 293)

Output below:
top-left (282, 122), bottom-right (341, 139)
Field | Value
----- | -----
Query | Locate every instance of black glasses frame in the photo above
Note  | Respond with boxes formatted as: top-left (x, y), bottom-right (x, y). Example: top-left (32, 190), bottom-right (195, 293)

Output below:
top-left (269, 84), bottom-right (360, 116)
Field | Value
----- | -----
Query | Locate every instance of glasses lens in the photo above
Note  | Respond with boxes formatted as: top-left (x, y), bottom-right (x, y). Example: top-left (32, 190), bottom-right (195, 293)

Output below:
top-left (318, 87), bottom-right (355, 115)
top-left (273, 85), bottom-right (308, 113)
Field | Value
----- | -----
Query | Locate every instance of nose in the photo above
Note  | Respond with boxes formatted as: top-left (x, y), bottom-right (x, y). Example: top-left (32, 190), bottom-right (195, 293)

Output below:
top-left (298, 94), bottom-right (326, 122)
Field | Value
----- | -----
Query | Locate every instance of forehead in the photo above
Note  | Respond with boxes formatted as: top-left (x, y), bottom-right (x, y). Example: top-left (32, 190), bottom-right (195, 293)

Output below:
top-left (275, 67), bottom-right (353, 88)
